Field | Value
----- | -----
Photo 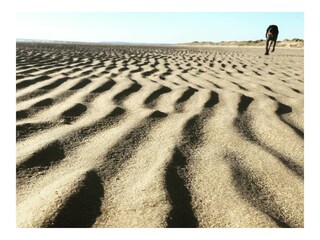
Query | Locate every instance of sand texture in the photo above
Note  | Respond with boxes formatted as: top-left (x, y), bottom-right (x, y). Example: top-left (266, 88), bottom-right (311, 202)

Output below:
top-left (16, 43), bottom-right (304, 228)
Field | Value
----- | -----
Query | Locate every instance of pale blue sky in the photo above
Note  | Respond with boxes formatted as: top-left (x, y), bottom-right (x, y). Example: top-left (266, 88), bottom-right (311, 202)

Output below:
top-left (16, 12), bottom-right (304, 43)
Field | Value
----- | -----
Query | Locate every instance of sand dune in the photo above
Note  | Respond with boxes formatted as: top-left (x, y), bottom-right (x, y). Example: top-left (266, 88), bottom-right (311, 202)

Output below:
top-left (16, 43), bottom-right (304, 228)
top-left (184, 38), bottom-right (304, 48)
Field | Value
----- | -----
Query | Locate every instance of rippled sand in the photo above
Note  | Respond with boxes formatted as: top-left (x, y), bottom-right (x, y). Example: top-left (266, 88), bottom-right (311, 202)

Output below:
top-left (16, 43), bottom-right (304, 228)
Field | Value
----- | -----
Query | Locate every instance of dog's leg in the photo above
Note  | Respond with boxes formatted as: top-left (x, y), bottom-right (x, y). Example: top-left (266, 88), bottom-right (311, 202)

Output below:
top-left (271, 39), bottom-right (276, 52)
top-left (265, 39), bottom-right (270, 55)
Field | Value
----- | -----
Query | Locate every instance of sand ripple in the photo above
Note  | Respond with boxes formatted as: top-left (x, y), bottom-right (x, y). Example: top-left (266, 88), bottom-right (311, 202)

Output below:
top-left (16, 43), bottom-right (304, 228)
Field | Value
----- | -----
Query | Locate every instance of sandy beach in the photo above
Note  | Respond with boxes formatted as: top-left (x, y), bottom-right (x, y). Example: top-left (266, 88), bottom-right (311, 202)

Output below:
top-left (16, 42), bottom-right (304, 228)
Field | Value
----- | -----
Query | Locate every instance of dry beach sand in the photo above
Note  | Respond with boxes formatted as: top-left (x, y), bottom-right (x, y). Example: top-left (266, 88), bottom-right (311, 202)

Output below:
top-left (16, 42), bottom-right (304, 228)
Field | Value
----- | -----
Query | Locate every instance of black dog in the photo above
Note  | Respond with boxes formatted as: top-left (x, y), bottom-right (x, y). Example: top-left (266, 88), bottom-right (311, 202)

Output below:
top-left (265, 25), bottom-right (279, 55)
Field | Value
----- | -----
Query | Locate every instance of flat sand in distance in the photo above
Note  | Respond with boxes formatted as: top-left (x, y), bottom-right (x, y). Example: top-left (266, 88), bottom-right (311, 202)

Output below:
top-left (16, 42), bottom-right (304, 228)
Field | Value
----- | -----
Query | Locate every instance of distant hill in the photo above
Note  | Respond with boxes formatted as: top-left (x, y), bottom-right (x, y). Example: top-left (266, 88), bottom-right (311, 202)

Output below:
top-left (183, 38), bottom-right (304, 48)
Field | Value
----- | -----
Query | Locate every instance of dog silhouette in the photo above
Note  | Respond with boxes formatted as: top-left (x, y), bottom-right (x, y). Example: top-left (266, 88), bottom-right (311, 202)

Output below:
top-left (265, 25), bottom-right (279, 55)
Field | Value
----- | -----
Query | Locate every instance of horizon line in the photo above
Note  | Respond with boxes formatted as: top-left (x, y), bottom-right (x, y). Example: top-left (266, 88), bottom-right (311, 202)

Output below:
top-left (16, 37), bottom-right (304, 45)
